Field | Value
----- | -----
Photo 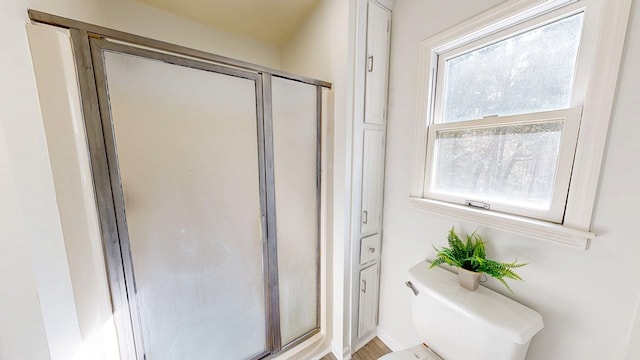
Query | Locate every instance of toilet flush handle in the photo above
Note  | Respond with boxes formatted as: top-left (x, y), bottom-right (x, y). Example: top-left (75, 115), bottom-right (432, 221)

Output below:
top-left (405, 281), bottom-right (419, 296)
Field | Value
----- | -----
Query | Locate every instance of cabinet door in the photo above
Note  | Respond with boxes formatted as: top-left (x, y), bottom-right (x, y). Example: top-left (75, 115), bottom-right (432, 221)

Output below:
top-left (361, 130), bottom-right (385, 235)
top-left (364, 1), bottom-right (391, 125)
top-left (358, 264), bottom-right (380, 337)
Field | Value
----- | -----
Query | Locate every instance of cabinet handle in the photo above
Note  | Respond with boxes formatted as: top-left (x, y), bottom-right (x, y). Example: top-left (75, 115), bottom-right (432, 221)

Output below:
top-left (362, 280), bottom-right (367, 293)
top-left (362, 210), bottom-right (368, 224)
top-left (369, 247), bottom-right (375, 253)
top-left (368, 55), bottom-right (374, 72)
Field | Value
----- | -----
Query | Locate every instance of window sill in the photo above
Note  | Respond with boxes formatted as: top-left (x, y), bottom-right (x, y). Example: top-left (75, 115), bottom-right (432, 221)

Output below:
top-left (409, 197), bottom-right (595, 249)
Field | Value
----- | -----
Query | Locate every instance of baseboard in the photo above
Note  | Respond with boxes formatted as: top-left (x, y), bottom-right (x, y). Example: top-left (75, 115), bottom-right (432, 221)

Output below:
top-left (376, 327), bottom-right (402, 352)
top-left (342, 345), bottom-right (351, 360)
top-left (353, 332), bottom-right (377, 352)
top-left (331, 342), bottom-right (352, 360)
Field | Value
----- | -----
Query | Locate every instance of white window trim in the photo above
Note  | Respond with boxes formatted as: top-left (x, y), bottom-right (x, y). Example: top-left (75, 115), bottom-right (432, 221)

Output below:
top-left (410, 0), bottom-right (633, 249)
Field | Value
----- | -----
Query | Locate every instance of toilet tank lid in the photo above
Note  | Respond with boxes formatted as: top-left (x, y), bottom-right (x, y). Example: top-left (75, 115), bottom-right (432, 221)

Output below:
top-left (408, 261), bottom-right (544, 344)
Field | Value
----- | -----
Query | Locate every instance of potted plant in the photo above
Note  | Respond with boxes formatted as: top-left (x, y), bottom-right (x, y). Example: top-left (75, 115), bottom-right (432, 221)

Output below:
top-left (430, 228), bottom-right (526, 292)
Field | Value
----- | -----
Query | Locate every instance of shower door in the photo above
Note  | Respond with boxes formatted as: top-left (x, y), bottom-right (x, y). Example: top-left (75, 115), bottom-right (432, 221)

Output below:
top-left (82, 37), bottom-right (321, 360)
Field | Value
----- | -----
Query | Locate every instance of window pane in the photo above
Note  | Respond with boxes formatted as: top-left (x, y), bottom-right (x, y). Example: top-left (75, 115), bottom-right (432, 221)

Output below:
top-left (431, 120), bottom-right (564, 210)
top-left (442, 13), bottom-right (584, 123)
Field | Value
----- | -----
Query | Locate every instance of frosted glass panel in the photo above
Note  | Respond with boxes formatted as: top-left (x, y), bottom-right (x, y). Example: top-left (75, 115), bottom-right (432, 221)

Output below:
top-left (104, 52), bottom-right (266, 360)
top-left (432, 120), bottom-right (564, 209)
top-left (442, 13), bottom-right (584, 123)
top-left (271, 77), bottom-right (318, 345)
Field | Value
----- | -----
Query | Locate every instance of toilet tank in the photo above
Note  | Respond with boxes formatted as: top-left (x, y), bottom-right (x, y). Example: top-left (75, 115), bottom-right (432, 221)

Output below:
top-left (407, 261), bottom-right (544, 360)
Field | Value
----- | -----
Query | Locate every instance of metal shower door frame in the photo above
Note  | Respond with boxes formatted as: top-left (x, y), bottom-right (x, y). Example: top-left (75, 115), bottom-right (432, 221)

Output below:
top-left (28, 10), bottom-right (328, 360)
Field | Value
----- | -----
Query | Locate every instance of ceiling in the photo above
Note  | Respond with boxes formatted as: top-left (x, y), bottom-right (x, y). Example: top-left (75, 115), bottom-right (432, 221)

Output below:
top-left (134, 0), bottom-right (321, 47)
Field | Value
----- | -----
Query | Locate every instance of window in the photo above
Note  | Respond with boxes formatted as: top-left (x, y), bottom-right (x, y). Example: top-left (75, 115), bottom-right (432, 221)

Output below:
top-left (425, 10), bottom-right (584, 223)
top-left (411, 0), bottom-right (633, 248)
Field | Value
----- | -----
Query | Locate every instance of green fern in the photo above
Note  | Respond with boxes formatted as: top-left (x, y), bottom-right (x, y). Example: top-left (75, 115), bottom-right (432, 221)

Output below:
top-left (429, 227), bottom-right (527, 292)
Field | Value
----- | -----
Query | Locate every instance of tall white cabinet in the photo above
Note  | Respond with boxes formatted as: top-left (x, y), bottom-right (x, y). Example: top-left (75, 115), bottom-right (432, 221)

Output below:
top-left (352, 0), bottom-right (392, 352)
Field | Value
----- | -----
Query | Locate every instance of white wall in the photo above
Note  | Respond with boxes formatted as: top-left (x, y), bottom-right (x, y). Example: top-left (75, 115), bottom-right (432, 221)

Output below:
top-left (0, 1), bottom-right (93, 359)
top-left (29, 0), bottom-right (281, 69)
top-left (281, 1), bottom-right (346, 80)
top-left (378, 0), bottom-right (640, 359)
top-left (99, 0), bottom-right (281, 69)
top-left (0, 78), bottom-right (51, 360)
top-left (627, 299), bottom-right (640, 359)
top-left (281, 1), bottom-right (355, 358)
top-left (0, 123), bottom-right (51, 360)
top-left (29, 0), bottom-right (105, 24)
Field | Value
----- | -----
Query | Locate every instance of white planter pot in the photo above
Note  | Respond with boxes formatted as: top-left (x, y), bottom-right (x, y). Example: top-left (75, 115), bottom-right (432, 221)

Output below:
top-left (457, 268), bottom-right (481, 291)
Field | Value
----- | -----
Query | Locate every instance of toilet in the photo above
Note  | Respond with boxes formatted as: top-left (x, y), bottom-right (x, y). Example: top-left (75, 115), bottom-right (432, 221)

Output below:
top-left (379, 261), bottom-right (544, 360)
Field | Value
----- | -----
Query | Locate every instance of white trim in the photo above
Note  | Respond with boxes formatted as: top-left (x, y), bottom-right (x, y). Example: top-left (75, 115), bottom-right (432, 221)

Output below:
top-left (563, 0), bottom-right (634, 229)
top-left (27, 25), bottom-right (84, 360)
top-left (329, 344), bottom-right (351, 360)
top-left (347, 0), bottom-right (370, 354)
top-left (330, 342), bottom-right (342, 359)
top-left (273, 333), bottom-right (331, 360)
top-left (410, 197), bottom-right (594, 249)
top-left (353, 331), bottom-right (378, 352)
top-left (415, 0), bottom-right (574, 62)
top-left (433, 0), bottom-right (578, 55)
top-left (409, 41), bottom-right (432, 197)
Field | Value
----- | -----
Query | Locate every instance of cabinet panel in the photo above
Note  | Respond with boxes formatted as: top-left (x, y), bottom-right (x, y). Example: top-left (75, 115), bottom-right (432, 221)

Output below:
top-left (360, 234), bottom-right (381, 265)
top-left (364, 1), bottom-right (391, 125)
top-left (358, 264), bottom-right (380, 337)
top-left (361, 130), bottom-right (385, 235)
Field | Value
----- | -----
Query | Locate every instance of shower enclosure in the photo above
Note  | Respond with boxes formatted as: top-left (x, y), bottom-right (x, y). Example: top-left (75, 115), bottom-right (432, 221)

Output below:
top-left (29, 11), bottom-right (329, 360)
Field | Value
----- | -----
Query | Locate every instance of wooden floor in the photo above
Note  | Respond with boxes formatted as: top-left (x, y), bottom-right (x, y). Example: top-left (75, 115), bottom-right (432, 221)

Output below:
top-left (321, 337), bottom-right (391, 360)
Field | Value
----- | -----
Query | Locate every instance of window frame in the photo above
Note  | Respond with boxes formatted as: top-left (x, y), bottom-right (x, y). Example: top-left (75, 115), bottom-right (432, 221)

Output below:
top-left (424, 108), bottom-right (582, 223)
top-left (410, 0), bottom-right (634, 249)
